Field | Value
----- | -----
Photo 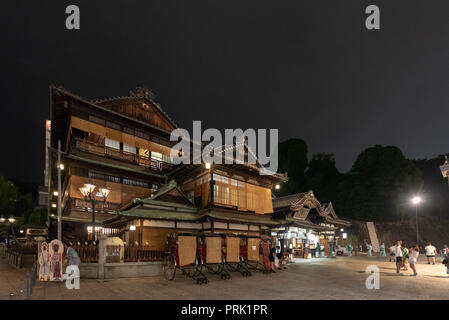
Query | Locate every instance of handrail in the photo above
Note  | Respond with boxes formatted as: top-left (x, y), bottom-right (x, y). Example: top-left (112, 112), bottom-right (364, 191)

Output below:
top-left (72, 137), bottom-right (173, 171)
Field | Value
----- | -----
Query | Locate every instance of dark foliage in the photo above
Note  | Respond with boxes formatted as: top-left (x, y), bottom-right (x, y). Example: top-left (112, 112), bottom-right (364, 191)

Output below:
top-left (276, 140), bottom-right (446, 222)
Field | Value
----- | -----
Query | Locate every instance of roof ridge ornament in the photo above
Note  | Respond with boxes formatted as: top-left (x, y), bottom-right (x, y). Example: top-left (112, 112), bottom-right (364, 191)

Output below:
top-left (129, 86), bottom-right (156, 100)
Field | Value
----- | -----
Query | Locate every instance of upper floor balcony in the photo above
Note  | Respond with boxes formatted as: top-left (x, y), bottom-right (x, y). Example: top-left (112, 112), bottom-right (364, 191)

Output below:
top-left (71, 137), bottom-right (174, 172)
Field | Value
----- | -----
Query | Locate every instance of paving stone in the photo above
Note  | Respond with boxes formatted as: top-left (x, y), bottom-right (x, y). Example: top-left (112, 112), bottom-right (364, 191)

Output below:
top-left (21, 256), bottom-right (449, 300)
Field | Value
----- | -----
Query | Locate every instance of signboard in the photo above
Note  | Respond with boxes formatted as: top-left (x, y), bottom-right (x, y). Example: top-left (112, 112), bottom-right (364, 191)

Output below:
top-left (105, 245), bottom-right (121, 263)
top-left (293, 207), bottom-right (310, 220)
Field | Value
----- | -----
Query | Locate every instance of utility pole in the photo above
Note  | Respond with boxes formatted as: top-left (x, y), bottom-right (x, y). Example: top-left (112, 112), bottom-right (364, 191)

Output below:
top-left (415, 204), bottom-right (419, 247)
top-left (57, 140), bottom-right (62, 241)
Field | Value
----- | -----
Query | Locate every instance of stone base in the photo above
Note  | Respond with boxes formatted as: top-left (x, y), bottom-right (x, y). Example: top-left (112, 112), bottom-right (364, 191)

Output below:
top-left (79, 261), bottom-right (164, 279)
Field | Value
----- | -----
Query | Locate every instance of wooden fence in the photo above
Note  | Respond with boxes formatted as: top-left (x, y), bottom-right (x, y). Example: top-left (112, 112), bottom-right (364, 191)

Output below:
top-left (72, 245), bottom-right (165, 263)
top-left (124, 246), bottom-right (166, 262)
top-left (72, 245), bottom-right (99, 263)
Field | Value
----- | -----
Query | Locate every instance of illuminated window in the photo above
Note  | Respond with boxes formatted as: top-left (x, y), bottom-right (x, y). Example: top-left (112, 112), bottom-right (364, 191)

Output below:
top-left (151, 151), bottom-right (162, 160)
top-left (105, 138), bottom-right (120, 150)
top-left (139, 148), bottom-right (150, 159)
top-left (123, 143), bottom-right (137, 154)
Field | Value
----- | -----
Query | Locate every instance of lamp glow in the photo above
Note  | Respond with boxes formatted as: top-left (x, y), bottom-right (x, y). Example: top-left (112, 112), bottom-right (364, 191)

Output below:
top-left (412, 196), bottom-right (422, 205)
top-left (99, 188), bottom-right (110, 198)
top-left (130, 225), bottom-right (136, 231)
top-left (205, 162), bottom-right (211, 169)
top-left (275, 184), bottom-right (280, 190)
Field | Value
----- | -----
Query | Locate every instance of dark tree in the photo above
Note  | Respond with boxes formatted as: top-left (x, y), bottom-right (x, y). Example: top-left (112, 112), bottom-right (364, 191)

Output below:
top-left (274, 138), bottom-right (308, 196)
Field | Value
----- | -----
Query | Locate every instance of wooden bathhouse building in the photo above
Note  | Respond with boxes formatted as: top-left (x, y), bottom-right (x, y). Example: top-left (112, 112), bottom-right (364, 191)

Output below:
top-left (47, 84), bottom-right (349, 257)
top-left (47, 85), bottom-right (286, 247)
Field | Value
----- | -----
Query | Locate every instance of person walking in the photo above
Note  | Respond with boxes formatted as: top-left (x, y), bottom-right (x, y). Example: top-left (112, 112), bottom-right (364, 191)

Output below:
top-left (366, 243), bottom-right (373, 257)
top-left (409, 245), bottom-right (419, 277)
top-left (401, 244), bottom-right (409, 271)
top-left (395, 240), bottom-right (404, 275)
top-left (424, 242), bottom-right (437, 265)
top-left (443, 255), bottom-right (449, 277)
top-left (347, 244), bottom-right (353, 257)
top-left (389, 243), bottom-right (396, 262)
top-left (379, 243), bottom-right (386, 257)
top-left (443, 245), bottom-right (449, 258)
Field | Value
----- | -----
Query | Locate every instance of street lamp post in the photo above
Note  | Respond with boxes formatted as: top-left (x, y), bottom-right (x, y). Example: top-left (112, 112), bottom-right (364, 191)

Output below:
top-left (0, 217), bottom-right (16, 248)
top-left (79, 184), bottom-right (109, 241)
top-left (411, 196), bottom-right (422, 246)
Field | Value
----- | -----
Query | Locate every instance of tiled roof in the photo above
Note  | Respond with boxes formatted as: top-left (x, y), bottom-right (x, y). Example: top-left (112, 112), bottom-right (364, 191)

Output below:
top-left (91, 87), bottom-right (178, 129)
top-left (272, 191), bottom-right (313, 209)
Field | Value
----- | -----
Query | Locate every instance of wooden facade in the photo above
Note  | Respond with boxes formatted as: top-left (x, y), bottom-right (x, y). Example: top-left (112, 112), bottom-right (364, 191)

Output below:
top-left (47, 85), bottom-right (349, 254)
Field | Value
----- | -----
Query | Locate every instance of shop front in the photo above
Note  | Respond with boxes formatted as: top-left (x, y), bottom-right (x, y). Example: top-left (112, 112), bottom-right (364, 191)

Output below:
top-left (271, 226), bottom-right (322, 259)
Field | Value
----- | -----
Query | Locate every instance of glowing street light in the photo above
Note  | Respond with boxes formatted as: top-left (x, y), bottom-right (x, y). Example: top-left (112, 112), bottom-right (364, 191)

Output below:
top-left (412, 196), bottom-right (421, 205)
top-left (79, 183), bottom-right (110, 241)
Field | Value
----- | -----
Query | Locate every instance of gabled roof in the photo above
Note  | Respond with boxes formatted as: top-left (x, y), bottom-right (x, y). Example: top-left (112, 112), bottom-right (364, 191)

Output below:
top-left (272, 191), bottom-right (352, 227)
top-left (272, 190), bottom-right (318, 210)
top-left (51, 85), bottom-right (176, 135)
top-left (93, 87), bottom-right (178, 130)
top-left (147, 180), bottom-right (195, 207)
top-left (321, 202), bottom-right (337, 219)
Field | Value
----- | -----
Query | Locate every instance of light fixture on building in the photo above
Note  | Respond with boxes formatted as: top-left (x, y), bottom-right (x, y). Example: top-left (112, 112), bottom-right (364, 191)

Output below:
top-left (8, 217), bottom-right (15, 224)
top-left (0, 217), bottom-right (5, 223)
top-left (80, 184), bottom-right (96, 197)
top-left (51, 214), bottom-right (55, 217)
top-left (51, 203), bottom-right (57, 208)
top-left (340, 228), bottom-right (344, 232)
top-left (130, 225), bottom-right (136, 231)
top-left (275, 184), bottom-right (280, 190)
top-left (99, 188), bottom-right (110, 198)
top-left (205, 162), bottom-right (211, 169)
top-left (58, 163), bottom-right (64, 170)
top-left (19, 230), bottom-right (24, 234)
top-left (53, 191), bottom-right (59, 196)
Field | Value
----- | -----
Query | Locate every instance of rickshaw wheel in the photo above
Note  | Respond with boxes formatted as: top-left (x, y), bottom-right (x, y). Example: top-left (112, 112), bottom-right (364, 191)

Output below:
top-left (209, 265), bottom-right (222, 274)
top-left (163, 254), bottom-right (176, 281)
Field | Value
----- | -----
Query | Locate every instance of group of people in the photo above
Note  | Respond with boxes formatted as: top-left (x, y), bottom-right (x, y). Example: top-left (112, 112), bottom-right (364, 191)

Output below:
top-left (388, 241), bottom-right (444, 276)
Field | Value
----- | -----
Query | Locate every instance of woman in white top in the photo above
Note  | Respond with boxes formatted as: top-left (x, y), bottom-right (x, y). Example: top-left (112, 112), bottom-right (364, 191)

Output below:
top-left (409, 245), bottom-right (419, 276)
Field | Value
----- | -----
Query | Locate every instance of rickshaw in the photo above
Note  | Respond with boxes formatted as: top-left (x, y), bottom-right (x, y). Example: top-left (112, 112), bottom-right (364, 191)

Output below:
top-left (199, 233), bottom-right (231, 280)
top-left (223, 234), bottom-right (251, 277)
top-left (163, 232), bottom-right (208, 284)
top-left (241, 235), bottom-right (272, 273)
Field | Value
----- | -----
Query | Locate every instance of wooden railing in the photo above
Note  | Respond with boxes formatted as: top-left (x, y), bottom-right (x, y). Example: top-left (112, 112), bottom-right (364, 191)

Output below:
top-left (124, 246), bottom-right (166, 262)
top-left (72, 245), bottom-right (99, 263)
top-left (73, 138), bottom-right (173, 171)
top-left (70, 197), bottom-right (121, 213)
top-left (72, 245), bottom-right (165, 263)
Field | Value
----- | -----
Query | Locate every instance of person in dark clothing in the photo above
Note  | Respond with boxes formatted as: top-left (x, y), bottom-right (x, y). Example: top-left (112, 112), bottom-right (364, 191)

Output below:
top-left (269, 246), bottom-right (276, 272)
top-left (275, 245), bottom-right (287, 270)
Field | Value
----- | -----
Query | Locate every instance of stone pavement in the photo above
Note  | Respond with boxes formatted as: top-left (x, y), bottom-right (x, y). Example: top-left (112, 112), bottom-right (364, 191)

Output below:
top-left (29, 255), bottom-right (449, 300)
top-left (0, 256), bottom-right (30, 299)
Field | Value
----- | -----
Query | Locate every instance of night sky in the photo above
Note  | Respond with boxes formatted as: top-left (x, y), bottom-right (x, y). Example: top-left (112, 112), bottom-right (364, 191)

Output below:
top-left (1, 0), bottom-right (448, 184)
